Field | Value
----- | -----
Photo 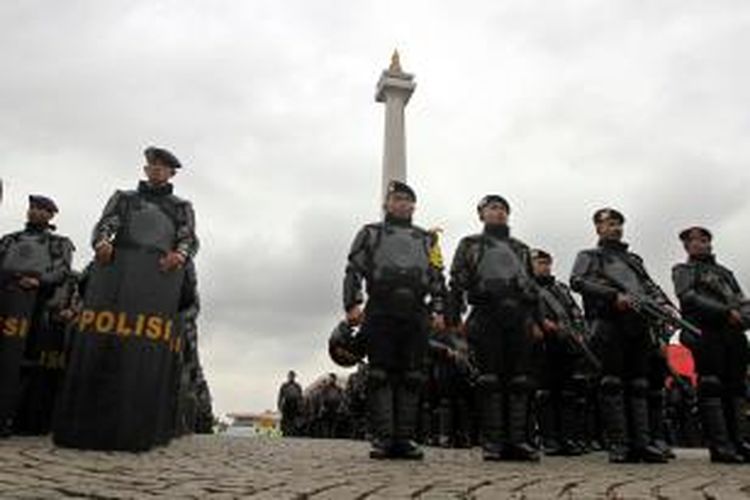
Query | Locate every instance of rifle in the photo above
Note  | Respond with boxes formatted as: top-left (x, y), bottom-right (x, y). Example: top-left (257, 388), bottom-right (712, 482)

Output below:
top-left (625, 293), bottom-right (698, 394)
top-left (594, 259), bottom-right (703, 344)
top-left (564, 322), bottom-right (602, 372)
top-left (596, 269), bottom-right (702, 391)
top-left (627, 292), bottom-right (702, 340)
top-left (428, 337), bottom-right (479, 382)
top-left (537, 286), bottom-right (602, 372)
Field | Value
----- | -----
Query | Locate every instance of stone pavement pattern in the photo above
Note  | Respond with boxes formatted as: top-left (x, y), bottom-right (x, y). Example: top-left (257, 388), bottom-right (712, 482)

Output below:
top-left (1, 436), bottom-right (750, 499)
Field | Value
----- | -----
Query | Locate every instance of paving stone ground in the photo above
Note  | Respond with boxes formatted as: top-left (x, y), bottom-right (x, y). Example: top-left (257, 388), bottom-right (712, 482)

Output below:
top-left (1, 436), bottom-right (750, 499)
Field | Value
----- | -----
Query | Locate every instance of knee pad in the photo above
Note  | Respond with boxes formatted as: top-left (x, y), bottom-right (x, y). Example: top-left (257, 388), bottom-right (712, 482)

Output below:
top-left (648, 388), bottom-right (664, 402)
top-left (476, 373), bottom-right (500, 392)
top-left (367, 368), bottom-right (389, 390)
top-left (537, 389), bottom-right (552, 402)
top-left (628, 378), bottom-right (649, 398)
top-left (564, 374), bottom-right (589, 395)
top-left (600, 376), bottom-right (623, 396)
top-left (699, 375), bottom-right (723, 398)
top-left (403, 371), bottom-right (426, 390)
top-left (509, 375), bottom-right (533, 394)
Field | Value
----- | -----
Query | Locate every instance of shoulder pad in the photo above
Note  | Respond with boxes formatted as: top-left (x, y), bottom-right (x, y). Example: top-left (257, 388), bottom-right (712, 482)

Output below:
top-left (509, 237), bottom-right (530, 251)
top-left (3, 230), bottom-right (25, 240)
top-left (410, 224), bottom-right (432, 237)
top-left (461, 233), bottom-right (484, 244)
top-left (628, 252), bottom-right (644, 264)
top-left (579, 247), bottom-right (601, 257)
top-left (672, 262), bottom-right (692, 272)
top-left (715, 261), bottom-right (734, 273)
top-left (166, 193), bottom-right (190, 206)
top-left (50, 234), bottom-right (76, 252)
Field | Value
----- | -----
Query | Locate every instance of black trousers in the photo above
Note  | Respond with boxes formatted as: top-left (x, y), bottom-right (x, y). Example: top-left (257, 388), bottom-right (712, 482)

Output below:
top-left (693, 325), bottom-right (748, 396)
top-left (467, 305), bottom-right (533, 382)
top-left (591, 313), bottom-right (650, 381)
top-left (361, 310), bottom-right (428, 373)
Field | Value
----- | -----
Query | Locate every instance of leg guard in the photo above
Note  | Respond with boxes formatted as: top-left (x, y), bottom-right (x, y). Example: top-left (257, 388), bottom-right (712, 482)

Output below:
top-left (627, 378), bottom-right (666, 463)
top-left (393, 371), bottom-right (425, 460)
top-left (506, 375), bottom-right (539, 462)
top-left (699, 376), bottom-right (742, 463)
top-left (367, 368), bottom-right (394, 459)
top-left (476, 374), bottom-right (504, 460)
top-left (600, 376), bottom-right (628, 463)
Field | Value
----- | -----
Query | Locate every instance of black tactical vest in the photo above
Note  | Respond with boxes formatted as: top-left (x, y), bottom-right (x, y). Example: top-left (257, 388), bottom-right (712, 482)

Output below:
top-left (369, 224), bottom-right (430, 308)
top-left (1, 232), bottom-right (53, 278)
top-left (118, 194), bottom-right (177, 253)
top-left (695, 264), bottom-right (740, 304)
top-left (599, 251), bottom-right (647, 295)
top-left (475, 237), bottom-right (526, 297)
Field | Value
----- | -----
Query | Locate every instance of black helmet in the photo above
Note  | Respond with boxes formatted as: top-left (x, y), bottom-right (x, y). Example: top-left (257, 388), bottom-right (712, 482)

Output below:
top-left (328, 321), bottom-right (365, 368)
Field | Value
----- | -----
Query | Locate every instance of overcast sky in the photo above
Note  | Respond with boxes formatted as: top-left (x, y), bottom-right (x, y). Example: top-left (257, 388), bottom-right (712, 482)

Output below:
top-left (2, 0), bottom-right (750, 417)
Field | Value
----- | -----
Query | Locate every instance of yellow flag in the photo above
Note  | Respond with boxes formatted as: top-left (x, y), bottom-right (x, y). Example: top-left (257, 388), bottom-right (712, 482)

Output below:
top-left (428, 227), bottom-right (444, 269)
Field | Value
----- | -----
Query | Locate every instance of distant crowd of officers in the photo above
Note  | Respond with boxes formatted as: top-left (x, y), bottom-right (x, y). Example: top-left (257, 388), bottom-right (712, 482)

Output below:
top-left (288, 180), bottom-right (750, 464)
top-left (0, 147), bottom-right (214, 448)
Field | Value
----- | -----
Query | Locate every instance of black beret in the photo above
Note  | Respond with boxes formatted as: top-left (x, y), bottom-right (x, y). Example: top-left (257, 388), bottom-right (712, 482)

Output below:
top-left (593, 208), bottom-right (625, 224)
top-left (679, 226), bottom-right (712, 242)
top-left (386, 180), bottom-right (416, 202)
top-left (531, 249), bottom-right (552, 261)
top-left (28, 194), bottom-right (58, 213)
top-left (477, 194), bottom-right (510, 214)
top-left (144, 146), bottom-right (181, 169)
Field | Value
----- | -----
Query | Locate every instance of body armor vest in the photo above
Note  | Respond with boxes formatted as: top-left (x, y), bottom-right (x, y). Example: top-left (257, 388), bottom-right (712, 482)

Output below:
top-left (120, 198), bottom-right (176, 253)
top-left (1, 233), bottom-right (53, 278)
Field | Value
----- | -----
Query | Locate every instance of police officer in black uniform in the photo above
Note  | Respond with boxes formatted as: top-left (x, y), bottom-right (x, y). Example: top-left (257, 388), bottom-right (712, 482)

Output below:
top-left (672, 226), bottom-right (750, 462)
top-left (570, 208), bottom-right (669, 463)
top-left (0, 195), bottom-right (74, 436)
top-left (532, 249), bottom-right (589, 456)
top-left (343, 181), bottom-right (446, 460)
top-left (278, 371), bottom-right (303, 436)
top-left (447, 195), bottom-right (541, 462)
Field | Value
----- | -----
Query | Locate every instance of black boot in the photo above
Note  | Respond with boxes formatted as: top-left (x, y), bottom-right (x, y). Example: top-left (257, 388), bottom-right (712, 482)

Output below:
top-left (649, 388), bottom-right (675, 460)
top-left (436, 399), bottom-right (453, 448)
top-left (506, 376), bottom-right (540, 462)
top-left (538, 390), bottom-right (562, 455)
top-left (586, 382), bottom-right (603, 452)
top-left (699, 377), bottom-right (743, 463)
top-left (600, 376), bottom-right (630, 463)
top-left (0, 418), bottom-right (12, 439)
top-left (393, 372), bottom-right (424, 460)
top-left (628, 379), bottom-right (667, 463)
top-left (559, 389), bottom-right (585, 456)
top-left (367, 369), bottom-right (395, 459)
top-left (453, 397), bottom-right (472, 448)
top-left (477, 374), bottom-right (504, 461)
top-left (724, 396), bottom-right (750, 463)
top-left (419, 400), bottom-right (433, 446)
